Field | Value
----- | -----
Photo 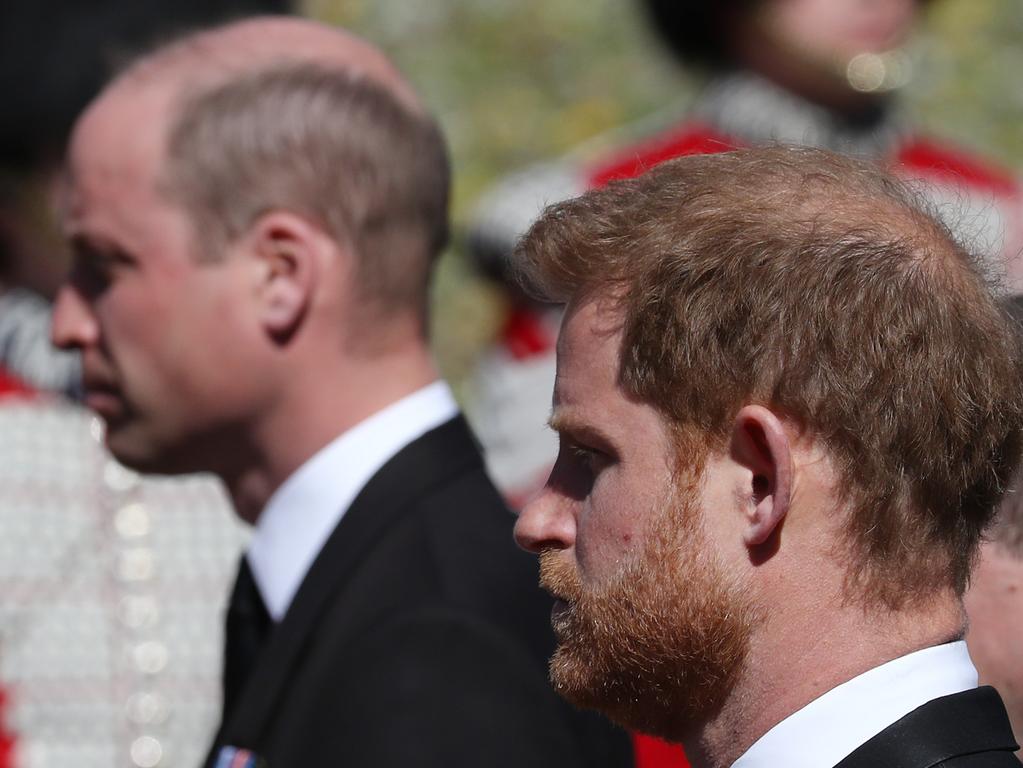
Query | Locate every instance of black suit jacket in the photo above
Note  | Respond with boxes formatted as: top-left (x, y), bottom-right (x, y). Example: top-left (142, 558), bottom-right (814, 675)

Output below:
top-left (205, 416), bottom-right (632, 768)
top-left (836, 687), bottom-right (1020, 768)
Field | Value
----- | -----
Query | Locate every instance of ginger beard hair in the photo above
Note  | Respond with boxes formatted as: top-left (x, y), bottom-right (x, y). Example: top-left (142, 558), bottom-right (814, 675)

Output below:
top-left (538, 473), bottom-right (759, 743)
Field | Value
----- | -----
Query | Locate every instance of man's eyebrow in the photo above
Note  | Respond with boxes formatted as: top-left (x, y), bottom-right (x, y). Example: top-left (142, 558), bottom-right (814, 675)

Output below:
top-left (68, 233), bottom-right (106, 257)
top-left (68, 233), bottom-right (137, 265)
top-left (548, 413), bottom-right (615, 450)
top-left (68, 233), bottom-right (96, 254)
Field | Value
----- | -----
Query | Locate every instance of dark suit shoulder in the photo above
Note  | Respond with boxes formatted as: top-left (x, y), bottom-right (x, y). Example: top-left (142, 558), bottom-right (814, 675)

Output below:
top-left (336, 421), bottom-right (557, 664)
top-left (415, 465), bottom-right (549, 615)
top-left (213, 418), bottom-right (633, 768)
top-left (836, 688), bottom-right (1020, 768)
top-left (301, 604), bottom-right (584, 766)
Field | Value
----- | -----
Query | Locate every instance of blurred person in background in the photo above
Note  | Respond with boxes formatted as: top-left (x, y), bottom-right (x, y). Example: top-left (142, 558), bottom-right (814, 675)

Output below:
top-left (0, 2), bottom-right (291, 767)
top-left (965, 294), bottom-right (1023, 747)
top-left (465, 0), bottom-right (1023, 509)
top-left (51, 16), bottom-right (633, 768)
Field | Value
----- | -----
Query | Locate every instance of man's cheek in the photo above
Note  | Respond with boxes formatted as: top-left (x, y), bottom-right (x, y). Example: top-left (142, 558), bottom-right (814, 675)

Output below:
top-left (577, 517), bottom-right (641, 579)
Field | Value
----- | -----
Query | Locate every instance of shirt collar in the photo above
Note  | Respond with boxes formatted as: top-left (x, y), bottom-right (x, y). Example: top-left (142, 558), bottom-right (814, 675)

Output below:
top-left (246, 380), bottom-right (458, 621)
top-left (732, 641), bottom-right (978, 768)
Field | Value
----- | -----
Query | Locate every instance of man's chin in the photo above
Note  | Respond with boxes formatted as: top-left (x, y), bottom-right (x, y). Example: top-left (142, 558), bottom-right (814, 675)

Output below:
top-left (543, 556), bottom-right (756, 744)
top-left (104, 426), bottom-right (192, 476)
top-left (549, 641), bottom-right (695, 743)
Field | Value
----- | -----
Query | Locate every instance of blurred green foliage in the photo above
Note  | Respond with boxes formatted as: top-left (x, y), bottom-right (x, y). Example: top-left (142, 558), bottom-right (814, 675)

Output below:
top-left (302, 0), bottom-right (1023, 391)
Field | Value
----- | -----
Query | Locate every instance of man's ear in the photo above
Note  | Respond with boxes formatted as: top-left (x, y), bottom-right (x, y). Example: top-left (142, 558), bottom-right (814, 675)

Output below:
top-left (729, 405), bottom-right (793, 549)
top-left (246, 211), bottom-right (325, 341)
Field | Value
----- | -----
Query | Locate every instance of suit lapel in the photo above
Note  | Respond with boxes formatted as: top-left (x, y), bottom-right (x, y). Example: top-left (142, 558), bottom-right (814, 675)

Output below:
top-left (834, 687), bottom-right (1019, 768)
top-left (210, 416), bottom-right (484, 752)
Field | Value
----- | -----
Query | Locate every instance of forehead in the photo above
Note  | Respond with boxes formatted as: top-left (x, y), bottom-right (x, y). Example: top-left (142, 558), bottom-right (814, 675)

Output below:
top-left (63, 80), bottom-right (186, 245)
top-left (68, 80), bottom-right (172, 196)
top-left (555, 296), bottom-right (671, 430)
top-left (555, 297), bottom-right (622, 403)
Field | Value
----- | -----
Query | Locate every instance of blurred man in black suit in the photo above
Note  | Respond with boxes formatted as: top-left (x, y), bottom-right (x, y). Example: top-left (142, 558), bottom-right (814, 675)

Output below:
top-left (52, 15), bottom-right (632, 768)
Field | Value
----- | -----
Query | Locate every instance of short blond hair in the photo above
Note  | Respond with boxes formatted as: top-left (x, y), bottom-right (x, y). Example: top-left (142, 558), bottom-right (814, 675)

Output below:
top-left (163, 61), bottom-right (450, 325)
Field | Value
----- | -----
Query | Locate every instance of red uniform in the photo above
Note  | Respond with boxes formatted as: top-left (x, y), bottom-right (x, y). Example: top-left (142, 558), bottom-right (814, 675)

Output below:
top-left (0, 368), bottom-right (33, 399)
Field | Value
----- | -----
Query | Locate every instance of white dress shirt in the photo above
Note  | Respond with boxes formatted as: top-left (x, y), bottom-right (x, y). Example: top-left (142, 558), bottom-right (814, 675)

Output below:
top-left (732, 642), bottom-right (977, 768)
top-left (246, 381), bottom-right (459, 621)
top-left (732, 641), bottom-right (978, 768)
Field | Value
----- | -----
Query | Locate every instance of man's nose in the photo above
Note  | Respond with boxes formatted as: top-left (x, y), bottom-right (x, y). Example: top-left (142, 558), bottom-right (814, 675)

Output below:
top-left (513, 488), bottom-right (576, 554)
top-left (51, 285), bottom-right (100, 350)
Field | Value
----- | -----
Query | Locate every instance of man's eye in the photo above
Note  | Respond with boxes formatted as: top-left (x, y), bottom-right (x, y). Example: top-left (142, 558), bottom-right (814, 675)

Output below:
top-left (548, 437), bottom-right (605, 498)
top-left (67, 241), bottom-right (135, 297)
top-left (69, 253), bottom-right (115, 297)
top-left (568, 443), bottom-right (604, 473)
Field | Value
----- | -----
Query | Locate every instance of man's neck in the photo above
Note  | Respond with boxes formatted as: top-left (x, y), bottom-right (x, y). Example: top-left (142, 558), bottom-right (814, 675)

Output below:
top-left (225, 344), bottom-right (440, 524)
top-left (685, 593), bottom-right (965, 768)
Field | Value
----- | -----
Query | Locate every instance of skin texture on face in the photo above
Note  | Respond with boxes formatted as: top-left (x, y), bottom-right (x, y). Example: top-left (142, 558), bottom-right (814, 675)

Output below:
top-left (53, 82), bottom-right (267, 474)
top-left (515, 297), bottom-right (757, 743)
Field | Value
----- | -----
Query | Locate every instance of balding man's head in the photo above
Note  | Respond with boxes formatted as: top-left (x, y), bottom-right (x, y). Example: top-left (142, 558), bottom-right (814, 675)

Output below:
top-left (54, 16), bottom-right (450, 474)
top-left (75, 16), bottom-right (449, 331)
top-left (116, 16), bottom-right (423, 113)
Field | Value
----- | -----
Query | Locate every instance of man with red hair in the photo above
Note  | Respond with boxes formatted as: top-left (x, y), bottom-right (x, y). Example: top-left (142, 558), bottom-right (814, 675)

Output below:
top-left (514, 147), bottom-right (1022, 767)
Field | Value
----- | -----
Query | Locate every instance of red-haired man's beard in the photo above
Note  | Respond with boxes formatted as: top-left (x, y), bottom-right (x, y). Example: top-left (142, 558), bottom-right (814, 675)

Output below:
top-left (538, 493), bottom-right (758, 744)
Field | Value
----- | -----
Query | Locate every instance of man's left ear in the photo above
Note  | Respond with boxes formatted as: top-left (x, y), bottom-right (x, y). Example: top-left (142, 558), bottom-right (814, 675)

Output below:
top-left (246, 211), bottom-right (324, 340)
top-left (729, 405), bottom-right (793, 549)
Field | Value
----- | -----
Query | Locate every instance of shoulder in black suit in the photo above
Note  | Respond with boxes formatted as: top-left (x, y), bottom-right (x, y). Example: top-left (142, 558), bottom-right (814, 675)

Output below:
top-left (205, 416), bottom-right (633, 768)
top-left (836, 687), bottom-right (1020, 768)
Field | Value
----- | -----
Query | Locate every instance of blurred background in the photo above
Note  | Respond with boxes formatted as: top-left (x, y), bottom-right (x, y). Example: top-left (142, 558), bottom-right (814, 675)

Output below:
top-left (298, 0), bottom-right (1023, 390)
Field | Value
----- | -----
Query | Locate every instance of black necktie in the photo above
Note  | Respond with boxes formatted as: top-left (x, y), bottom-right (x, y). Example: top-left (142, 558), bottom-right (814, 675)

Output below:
top-left (222, 556), bottom-right (273, 721)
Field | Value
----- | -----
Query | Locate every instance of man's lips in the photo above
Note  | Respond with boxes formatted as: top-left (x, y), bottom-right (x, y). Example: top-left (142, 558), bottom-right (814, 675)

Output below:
top-left (538, 549), bottom-right (581, 629)
top-left (550, 595), bottom-right (574, 625)
top-left (82, 386), bottom-right (125, 419)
